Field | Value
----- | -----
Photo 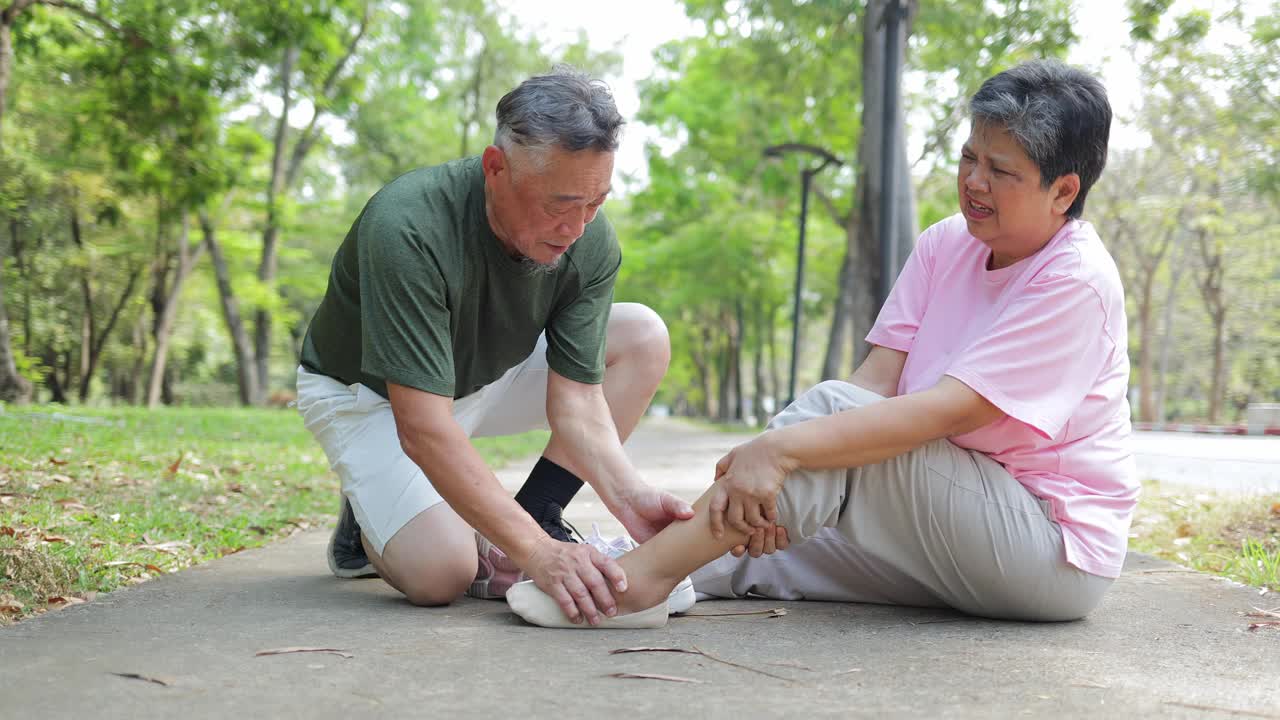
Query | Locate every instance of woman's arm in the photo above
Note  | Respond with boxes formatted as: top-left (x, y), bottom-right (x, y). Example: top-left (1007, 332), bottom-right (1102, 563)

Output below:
top-left (848, 345), bottom-right (908, 398)
top-left (771, 376), bottom-right (1003, 472)
top-left (708, 375), bottom-right (1005, 536)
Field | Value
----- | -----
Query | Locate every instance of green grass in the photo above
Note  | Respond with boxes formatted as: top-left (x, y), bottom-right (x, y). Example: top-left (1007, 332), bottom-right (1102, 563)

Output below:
top-left (1129, 480), bottom-right (1280, 594)
top-left (0, 404), bottom-right (546, 623)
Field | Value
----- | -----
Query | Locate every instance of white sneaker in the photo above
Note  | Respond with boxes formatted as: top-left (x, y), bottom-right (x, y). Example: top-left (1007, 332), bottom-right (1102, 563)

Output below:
top-left (506, 580), bottom-right (668, 629)
top-left (582, 523), bottom-right (697, 614)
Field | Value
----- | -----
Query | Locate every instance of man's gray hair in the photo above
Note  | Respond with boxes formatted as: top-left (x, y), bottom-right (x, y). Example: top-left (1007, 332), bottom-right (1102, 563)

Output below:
top-left (970, 60), bottom-right (1111, 219)
top-left (494, 66), bottom-right (625, 157)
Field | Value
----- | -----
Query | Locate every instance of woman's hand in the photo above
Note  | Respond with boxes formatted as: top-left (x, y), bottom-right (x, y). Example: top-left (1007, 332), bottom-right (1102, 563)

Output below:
top-left (709, 433), bottom-right (797, 539)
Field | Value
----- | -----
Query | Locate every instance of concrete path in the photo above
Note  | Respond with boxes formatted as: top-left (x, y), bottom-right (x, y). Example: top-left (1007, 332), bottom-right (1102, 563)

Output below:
top-left (1131, 431), bottom-right (1280, 494)
top-left (2, 420), bottom-right (1278, 719)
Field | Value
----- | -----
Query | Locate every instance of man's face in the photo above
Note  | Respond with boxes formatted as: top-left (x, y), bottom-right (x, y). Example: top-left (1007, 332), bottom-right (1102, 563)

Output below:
top-left (482, 145), bottom-right (614, 267)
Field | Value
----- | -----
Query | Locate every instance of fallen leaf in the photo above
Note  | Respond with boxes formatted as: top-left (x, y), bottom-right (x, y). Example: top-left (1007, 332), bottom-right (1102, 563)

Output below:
top-left (0, 595), bottom-right (23, 613)
top-left (110, 672), bottom-right (173, 687)
top-left (1175, 522), bottom-right (1195, 538)
top-left (768, 660), bottom-right (815, 672)
top-left (256, 647), bottom-right (354, 659)
top-left (611, 645), bottom-right (799, 683)
top-left (54, 498), bottom-right (87, 511)
top-left (611, 647), bottom-right (701, 656)
top-left (0, 526), bottom-right (14, 537)
top-left (90, 540), bottom-right (106, 548)
top-left (50, 474), bottom-right (73, 484)
top-left (228, 483), bottom-right (244, 493)
top-left (1270, 503), bottom-right (1280, 517)
top-left (49, 457), bottom-right (68, 466)
top-left (606, 673), bottom-right (704, 684)
top-left (41, 534), bottom-right (73, 544)
top-left (46, 596), bottom-right (86, 609)
top-left (676, 607), bottom-right (788, 619)
top-left (833, 668), bottom-right (863, 675)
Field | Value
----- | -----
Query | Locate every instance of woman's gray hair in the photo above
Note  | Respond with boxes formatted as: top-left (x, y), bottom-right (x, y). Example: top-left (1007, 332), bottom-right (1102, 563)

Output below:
top-left (970, 60), bottom-right (1111, 218)
top-left (494, 66), bottom-right (625, 160)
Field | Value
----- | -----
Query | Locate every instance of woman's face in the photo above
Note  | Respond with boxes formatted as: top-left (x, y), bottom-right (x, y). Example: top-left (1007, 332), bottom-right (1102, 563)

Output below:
top-left (957, 122), bottom-right (1079, 268)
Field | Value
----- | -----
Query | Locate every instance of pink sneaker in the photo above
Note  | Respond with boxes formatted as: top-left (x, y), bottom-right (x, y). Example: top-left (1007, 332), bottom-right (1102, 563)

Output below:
top-left (466, 533), bottom-right (527, 600)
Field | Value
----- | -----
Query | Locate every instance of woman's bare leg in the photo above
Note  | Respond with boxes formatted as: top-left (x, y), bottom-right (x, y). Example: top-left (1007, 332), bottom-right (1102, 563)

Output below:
top-left (611, 489), bottom-right (752, 614)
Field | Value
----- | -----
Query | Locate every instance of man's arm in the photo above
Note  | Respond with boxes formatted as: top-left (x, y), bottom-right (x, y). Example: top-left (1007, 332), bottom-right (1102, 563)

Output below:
top-left (543, 370), bottom-right (692, 543)
top-left (386, 382), bottom-right (626, 625)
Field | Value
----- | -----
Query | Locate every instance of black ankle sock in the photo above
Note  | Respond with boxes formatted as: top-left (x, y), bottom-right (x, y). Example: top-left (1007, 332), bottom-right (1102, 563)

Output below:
top-left (514, 457), bottom-right (584, 519)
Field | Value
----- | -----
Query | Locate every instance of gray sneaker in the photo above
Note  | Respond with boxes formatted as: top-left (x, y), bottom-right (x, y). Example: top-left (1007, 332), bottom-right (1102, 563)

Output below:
top-left (327, 496), bottom-right (377, 579)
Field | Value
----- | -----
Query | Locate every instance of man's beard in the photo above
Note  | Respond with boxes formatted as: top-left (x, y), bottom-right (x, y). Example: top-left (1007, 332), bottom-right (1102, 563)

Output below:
top-left (518, 254), bottom-right (562, 275)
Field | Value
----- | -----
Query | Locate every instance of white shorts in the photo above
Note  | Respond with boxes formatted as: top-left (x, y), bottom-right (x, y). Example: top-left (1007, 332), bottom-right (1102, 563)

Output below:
top-left (295, 335), bottom-right (551, 555)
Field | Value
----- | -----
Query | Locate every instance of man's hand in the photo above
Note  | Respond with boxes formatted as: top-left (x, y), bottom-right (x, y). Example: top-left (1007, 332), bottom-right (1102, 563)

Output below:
top-left (709, 433), bottom-right (796, 539)
top-left (521, 536), bottom-right (628, 626)
top-left (608, 483), bottom-right (695, 543)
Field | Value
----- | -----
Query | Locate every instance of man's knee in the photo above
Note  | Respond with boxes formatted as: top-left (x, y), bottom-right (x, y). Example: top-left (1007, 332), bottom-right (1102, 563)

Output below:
top-left (607, 303), bottom-right (670, 370)
top-left (395, 553), bottom-right (478, 607)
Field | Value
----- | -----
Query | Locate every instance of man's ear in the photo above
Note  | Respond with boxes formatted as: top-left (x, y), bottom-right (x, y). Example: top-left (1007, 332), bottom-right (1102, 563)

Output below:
top-left (481, 145), bottom-right (506, 178)
top-left (1051, 173), bottom-right (1081, 216)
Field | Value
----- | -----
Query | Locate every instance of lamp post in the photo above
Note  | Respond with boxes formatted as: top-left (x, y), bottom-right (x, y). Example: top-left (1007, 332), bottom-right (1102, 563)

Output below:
top-left (762, 143), bottom-right (843, 407)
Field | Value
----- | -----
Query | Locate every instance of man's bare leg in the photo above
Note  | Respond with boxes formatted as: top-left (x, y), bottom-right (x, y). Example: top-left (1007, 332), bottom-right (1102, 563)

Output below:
top-left (362, 502), bottom-right (478, 606)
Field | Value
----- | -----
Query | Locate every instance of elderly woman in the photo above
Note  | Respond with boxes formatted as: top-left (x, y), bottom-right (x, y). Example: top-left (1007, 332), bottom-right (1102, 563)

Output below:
top-left (508, 59), bottom-right (1136, 628)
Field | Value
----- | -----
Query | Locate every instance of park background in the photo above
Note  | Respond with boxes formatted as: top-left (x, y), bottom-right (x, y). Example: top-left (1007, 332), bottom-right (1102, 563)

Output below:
top-left (0, 0), bottom-right (1276, 621)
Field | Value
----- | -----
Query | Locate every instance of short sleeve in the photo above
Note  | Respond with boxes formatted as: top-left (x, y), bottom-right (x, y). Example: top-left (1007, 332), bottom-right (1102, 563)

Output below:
top-left (865, 225), bottom-right (937, 352)
top-left (945, 272), bottom-right (1114, 439)
top-left (545, 236), bottom-right (621, 385)
top-left (356, 201), bottom-right (456, 397)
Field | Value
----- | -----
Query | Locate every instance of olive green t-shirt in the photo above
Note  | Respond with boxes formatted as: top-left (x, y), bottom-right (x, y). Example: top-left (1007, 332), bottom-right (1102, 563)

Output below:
top-left (299, 156), bottom-right (621, 400)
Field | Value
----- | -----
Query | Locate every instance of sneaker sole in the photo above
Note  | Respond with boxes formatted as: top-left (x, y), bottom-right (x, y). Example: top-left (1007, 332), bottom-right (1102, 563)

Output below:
top-left (468, 535), bottom-right (526, 599)
top-left (668, 580), bottom-right (697, 614)
top-left (327, 526), bottom-right (378, 579)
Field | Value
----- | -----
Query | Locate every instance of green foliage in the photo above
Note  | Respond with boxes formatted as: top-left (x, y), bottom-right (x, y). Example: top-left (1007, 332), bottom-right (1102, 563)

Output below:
top-left (0, 404), bottom-right (547, 620)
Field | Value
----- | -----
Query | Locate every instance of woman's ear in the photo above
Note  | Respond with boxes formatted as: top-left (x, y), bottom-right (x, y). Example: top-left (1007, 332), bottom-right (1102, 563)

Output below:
top-left (1051, 173), bottom-right (1081, 216)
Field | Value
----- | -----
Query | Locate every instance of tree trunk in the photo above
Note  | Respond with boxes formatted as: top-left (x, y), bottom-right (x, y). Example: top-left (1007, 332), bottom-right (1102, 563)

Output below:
top-left (752, 301), bottom-right (766, 426)
top-left (0, 12), bottom-right (15, 149)
top-left (0, 248), bottom-right (30, 403)
top-left (126, 314), bottom-right (147, 404)
top-left (201, 210), bottom-right (257, 406)
top-left (1155, 237), bottom-right (1187, 423)
top-left (848, 0), bottom-right (918, 364)
top-left (1208, 308), bottom-right (1226, 423)
top-left (0, 17), bottom-right (29, 403)
top-left (81, 267), bottom-right (139, 402)
top-left (1137, 275), bottom-right (1155, 421)
top-left (254, 45), bottom-right (297, 406)
top-left (733, 301), bottom-right (745, 421)
top-left (147, 213), bottom-right (203, 408)
top-left (822, 252), bottom-right (854, 380)
top-left (766, 305), bottom-right (780, 413)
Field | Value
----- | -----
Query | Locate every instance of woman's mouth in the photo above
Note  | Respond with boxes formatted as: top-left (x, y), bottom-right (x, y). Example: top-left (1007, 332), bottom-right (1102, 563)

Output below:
top-left (965, 195), bottom-right (994, 220)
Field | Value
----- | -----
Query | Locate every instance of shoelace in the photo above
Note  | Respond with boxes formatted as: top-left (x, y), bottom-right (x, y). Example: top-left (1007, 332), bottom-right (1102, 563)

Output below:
top-left (584, 522), bottom-right (637, 558)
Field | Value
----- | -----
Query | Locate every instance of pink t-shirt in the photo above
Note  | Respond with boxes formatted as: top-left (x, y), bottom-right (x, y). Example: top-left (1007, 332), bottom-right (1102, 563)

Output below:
top-left (866, 213), bottom-right (1137, 578)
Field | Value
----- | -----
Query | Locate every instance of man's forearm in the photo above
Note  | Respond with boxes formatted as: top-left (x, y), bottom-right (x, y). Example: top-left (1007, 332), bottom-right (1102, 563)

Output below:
top-left (401, 419), bottom-right (547, 565)
top-left (545, 389), bottom-right (641, 508)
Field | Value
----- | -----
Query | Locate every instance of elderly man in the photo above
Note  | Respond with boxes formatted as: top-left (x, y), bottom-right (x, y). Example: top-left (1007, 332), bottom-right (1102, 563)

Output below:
top-left (294, 68), bottom-right (695, 626)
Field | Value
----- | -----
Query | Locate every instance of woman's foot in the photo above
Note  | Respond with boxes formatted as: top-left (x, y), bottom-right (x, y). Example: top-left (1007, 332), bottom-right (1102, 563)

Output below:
top-left (505, 580), bottom-right (669, 629)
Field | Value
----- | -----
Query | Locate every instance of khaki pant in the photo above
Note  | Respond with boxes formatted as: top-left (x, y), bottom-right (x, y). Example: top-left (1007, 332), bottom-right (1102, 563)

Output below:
top-left (691, 381), bottom-right (1113, 621)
